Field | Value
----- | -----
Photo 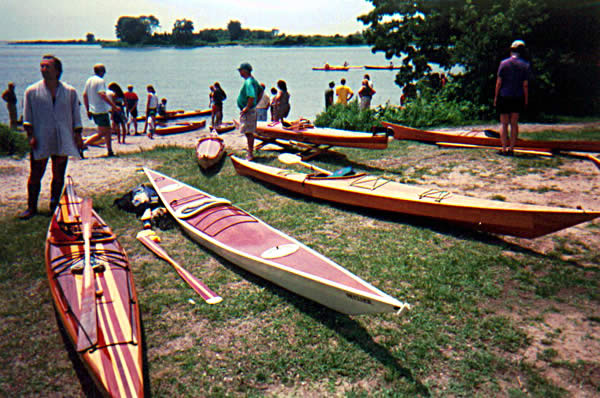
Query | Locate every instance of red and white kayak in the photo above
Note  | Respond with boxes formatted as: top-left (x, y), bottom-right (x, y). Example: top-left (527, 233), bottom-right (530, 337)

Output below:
top-left (143, 168), bottom-right (409, 315)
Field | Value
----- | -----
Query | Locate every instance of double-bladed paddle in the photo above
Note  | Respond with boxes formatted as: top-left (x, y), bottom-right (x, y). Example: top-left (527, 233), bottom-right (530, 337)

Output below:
top-left (76, 197), bottom-right (98, 352)
top-left (277, 153), bottom-right (332, 175)
top-left (136, 230), bottom-right (222, 304)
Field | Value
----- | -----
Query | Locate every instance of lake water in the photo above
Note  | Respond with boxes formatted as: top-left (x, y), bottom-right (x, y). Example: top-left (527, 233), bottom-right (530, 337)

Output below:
top-left (0, 42), bottom-right (413, 126)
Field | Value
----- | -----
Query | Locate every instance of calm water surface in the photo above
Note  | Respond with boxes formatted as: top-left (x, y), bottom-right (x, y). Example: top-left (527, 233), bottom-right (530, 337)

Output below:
top-left (0, 42), bottom-right (410, 126)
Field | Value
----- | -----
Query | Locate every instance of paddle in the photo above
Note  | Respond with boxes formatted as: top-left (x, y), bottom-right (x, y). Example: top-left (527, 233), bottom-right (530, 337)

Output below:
top-left (435, 142), bottom-right (553, 157)
top-left (136, 230), bottom-right (222, 304)
top-left (76, 197), bottom-right (98, 352)
top-left (561, 151), bottom-right (600, 170)
top-left (277, 153), bottom-right (332, 175)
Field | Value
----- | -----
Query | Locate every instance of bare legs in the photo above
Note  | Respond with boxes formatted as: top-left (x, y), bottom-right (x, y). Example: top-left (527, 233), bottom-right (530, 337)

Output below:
top-left (499, 112), bottom-right (519, 155)
top-left (19, 155), bottom-right (68, 219)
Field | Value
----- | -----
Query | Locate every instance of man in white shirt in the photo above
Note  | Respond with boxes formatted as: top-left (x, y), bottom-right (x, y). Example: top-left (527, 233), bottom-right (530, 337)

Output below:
top-left (83, 64), bottom-right (117, 156)
top-left (19, 54), bottom-right (83, 219)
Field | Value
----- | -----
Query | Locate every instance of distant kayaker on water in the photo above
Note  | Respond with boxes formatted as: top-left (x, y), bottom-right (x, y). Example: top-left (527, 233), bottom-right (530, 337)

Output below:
top-left (335, 78), bottom-right (353, 105)
top-left (494, 40), bottom-right (531, 156)
top-left (19, 55), bottom-right (84, 219)
top-left (237, 62), bottom-right (262, 160)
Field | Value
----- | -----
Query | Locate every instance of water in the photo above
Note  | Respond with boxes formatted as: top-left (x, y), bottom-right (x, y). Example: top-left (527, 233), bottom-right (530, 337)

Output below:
top-left (0, 42), bottom-right (412, 126)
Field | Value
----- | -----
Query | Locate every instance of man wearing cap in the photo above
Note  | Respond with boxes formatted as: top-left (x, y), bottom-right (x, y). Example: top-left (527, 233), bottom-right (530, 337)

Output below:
top-left (494, 40), bottom-right (531, 155)
top-left (237, 62), bottom-right (262, 160)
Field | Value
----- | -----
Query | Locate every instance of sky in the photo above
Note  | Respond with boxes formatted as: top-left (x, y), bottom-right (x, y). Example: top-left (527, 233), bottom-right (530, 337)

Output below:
top-left (0, 0), bottom-right (375, 41)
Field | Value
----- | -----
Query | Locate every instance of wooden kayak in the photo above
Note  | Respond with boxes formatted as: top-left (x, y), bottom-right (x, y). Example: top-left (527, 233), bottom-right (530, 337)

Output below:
top-left (156, 120), bottom-right (206, 135)
top-left (136, 108), bottom-right (211, 122)
top-left (196, 133), bottom-right (226, 169)
top-left (364, 65), bottom-right (401, 70)
top-left (256, 121), bottom-right (388, 149)
top-left (45, 177), bottom-right (144, 397)
top-left (212, 121), bottom-right (236, 134)
top-left (383, 121), bottom-right (600, 152)
top-left (143, 168), bottom-right (409, 315)
top-left (312, 66), bottom-right (349, 71)
top-left (230, 156), bottom-right (600, 239)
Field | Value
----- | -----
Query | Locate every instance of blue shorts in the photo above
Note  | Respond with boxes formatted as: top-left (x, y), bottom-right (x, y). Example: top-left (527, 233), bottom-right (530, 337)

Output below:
top-left (91, 113), bottom-right (111, 127)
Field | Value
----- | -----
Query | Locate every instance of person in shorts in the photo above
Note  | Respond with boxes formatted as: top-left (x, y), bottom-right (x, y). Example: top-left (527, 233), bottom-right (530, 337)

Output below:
top-left (83, 64), bottom-right (118, 156)
top-left (494, 40), bottom-right (531, 155)
top-left (124, 85), bottom-right (139, 135)
top-left (237, 63), bottom-right (262, 160)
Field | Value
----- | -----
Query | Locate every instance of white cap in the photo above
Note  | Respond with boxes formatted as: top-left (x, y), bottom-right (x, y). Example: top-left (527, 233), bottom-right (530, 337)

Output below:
top-left (511, 40), bottom-right (526, 49)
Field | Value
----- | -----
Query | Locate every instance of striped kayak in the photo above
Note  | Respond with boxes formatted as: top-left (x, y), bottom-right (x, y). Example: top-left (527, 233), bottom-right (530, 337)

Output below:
top-left (196, 133), bottom-right (226, 169)
top-left (383, 121), bottom-right (600, 153)
top-left (136, 108), bottom-right (211, 122)
top-left (143, 168), bottom-right (409, 315)
top-left (45, 177), bottom-right (144, 397)
top-left (156, 120), bottom-right (206, 135)
top-left (256, 121), bottom-right (388, 149)
top-left (230, 156), bottom-right (600, 239)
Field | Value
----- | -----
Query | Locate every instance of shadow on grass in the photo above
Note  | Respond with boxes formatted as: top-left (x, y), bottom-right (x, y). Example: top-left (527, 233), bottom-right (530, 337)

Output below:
top-left (177, 231), bottom-right (431, 396)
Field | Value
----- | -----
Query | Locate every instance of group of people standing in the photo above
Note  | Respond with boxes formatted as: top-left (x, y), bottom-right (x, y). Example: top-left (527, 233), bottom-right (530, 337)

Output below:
top-left (324, 74), bottom-right (376, 111)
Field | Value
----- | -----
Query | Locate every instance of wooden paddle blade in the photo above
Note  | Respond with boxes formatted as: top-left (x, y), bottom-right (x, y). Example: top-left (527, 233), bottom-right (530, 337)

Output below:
top-left (77, 197), bottom-right (98, 351)
top-left (136, 231), bottom-right (222, 304)
top-left (277, 153), bottom-right (332, 174)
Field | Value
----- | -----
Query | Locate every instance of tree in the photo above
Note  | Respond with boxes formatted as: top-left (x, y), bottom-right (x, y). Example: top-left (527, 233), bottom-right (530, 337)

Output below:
top-left (115, 15), bottom-right (160, 44)
top-left (172, 19), bottom-right (194, 45)
top-left (85, 33), bottom-right (95, 43)
top-left (359, 0), bottom-right (600, 116)
top-left (227, 20), bottom-right (243, 41)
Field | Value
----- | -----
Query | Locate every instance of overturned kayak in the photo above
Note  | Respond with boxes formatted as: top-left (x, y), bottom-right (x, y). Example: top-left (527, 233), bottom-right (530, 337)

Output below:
top-left (196, 133), bottom-right (226, 169)
top-left (256, 121), bottom-right (388, 149)
top-left (46, 178), bottom-right (144, 397)
top-left (383, 121), bottom-right (600, 152)
top-left (230, 155), bottom-right (600, 239)
top-left (144, 168), bottom-right (409, 315)
top-left (156, 120), bottom-right (206, 135)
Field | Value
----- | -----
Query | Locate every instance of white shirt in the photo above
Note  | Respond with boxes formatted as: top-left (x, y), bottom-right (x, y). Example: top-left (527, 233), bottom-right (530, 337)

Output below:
top-left (83, 75), bottom-right (110, 114)
top-left (256, 92), bottom-right (270, 110)
top-left (147, 93), bottom-right (159, 109)
top-left (23, 80), bottom-right (82, 160)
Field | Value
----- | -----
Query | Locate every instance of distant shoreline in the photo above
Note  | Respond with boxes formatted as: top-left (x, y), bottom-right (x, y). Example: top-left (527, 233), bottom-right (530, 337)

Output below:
top-left (7, 39), bottom-right (366, 48)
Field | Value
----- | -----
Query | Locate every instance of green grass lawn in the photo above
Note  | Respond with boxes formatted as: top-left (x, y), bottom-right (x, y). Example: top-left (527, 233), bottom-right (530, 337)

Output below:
top-left (0, 141), bottom-right (598, 397)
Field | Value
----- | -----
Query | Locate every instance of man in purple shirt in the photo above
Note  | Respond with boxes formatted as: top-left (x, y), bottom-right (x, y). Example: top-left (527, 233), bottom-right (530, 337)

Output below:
top-left (494, 40), bottom-right (531, 155)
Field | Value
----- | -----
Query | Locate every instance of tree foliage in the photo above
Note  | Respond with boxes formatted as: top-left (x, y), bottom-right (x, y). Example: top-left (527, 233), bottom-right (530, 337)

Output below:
top-left (172, 19), bottom-right (194, 45)
top-left (227, 20), bottom-right (243, 41)
top-left (359, 0), bottom-right (600, 116)
top-left (115, 15), bottom-right (160, 44)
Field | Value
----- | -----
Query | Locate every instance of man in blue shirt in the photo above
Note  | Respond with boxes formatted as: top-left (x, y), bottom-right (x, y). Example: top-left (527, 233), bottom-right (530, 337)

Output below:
top-left (494, 40), bottom-right (531, 155)
top-left (237, 62), bottom-right (262, 160)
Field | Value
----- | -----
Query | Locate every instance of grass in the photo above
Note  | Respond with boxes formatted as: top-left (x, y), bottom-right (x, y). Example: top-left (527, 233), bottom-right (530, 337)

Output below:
top-left (0, 138), bottom-right (599, 397)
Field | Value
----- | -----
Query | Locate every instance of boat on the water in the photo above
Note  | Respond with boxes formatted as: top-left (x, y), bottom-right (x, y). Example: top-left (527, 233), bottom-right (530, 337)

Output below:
top-left (143, 168), bottom-right (409, 315)
top-left (312, 66), bottom-right (349, 71)
top-left (364, 65), bottom-right (401, 70)
top-left (256, 121), bottom-right (388, 150)
top-left (196, 133), bottom-right (226, 169)
top-left (383, 121), bottom-right (600, 152)
top-left (156, 120), bottom-right (206, 135)
top-left (230, 155), bottom-right (600, 239)
top-left (46, 178), bottom-right (144, 397)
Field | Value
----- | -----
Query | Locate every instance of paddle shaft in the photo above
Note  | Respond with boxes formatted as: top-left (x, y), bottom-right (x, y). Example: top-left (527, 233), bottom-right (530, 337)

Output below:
top-left (77, 197), bottom-right (98, 351)
top-left (277, 153), bottom-right (332, 175)
top-left (137, 234), bottom-right (222, 304)
top-left (436, 142), bottom-right (553, 156)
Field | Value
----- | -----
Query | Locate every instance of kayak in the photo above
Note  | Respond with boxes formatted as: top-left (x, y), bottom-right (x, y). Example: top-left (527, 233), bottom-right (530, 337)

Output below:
top-left (213, 121), bottom-right (236, 134)
top-left (312, 66), bottom-right (349, 71)
top-left (383, 121), bottom-right (600, 153)
top-left (364, 65), bottom-right (401, 70)
top-left (46, 177), bottom-right (144, 397)
top-left (143, 168), bottom-right (409, 315)
top-left (196, 133), bottom-right (226, 169)
top-left (230, 156), bottom-right (600, 239)
top-left (256, 121), bottom-right (388, 149)
top-left (136, 108), bottom-right (212, 122)
top-left (156, 120), bottom-right (206, 135)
